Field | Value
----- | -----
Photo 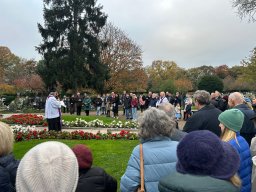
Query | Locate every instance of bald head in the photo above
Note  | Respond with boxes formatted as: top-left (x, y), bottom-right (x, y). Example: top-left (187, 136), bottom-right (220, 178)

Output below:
top-left (228, 92), bottom-right (244, 107)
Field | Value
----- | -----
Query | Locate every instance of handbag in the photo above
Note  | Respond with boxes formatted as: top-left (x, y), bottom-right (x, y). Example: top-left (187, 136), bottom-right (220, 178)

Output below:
top-left (137, 144), bottom-right (145, 192)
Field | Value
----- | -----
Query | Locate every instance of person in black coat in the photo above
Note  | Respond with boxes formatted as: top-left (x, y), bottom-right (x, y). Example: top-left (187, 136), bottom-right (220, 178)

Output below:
top-left (76, 92), bottom-right (83, 116)
top-left (0, 122), bottom-right (19, 192)
top-left (183, 90), bottom-right (222, 137)
top-left (111, 92), bottom-right (119, 118)
top-left (228, 92), bottom-right (256, 146)
top-left (70, 94), bottom-right (76, 115)
top-left (123, 93), bottom-right (132, 120)
top-left (72, 144), bottom-right (117, 192)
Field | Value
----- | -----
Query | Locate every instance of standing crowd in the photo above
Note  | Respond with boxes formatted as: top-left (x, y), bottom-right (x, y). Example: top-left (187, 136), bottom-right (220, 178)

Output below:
top-left (59, 90), bottom-right (187, 119)
top-left (1, 89), bottom-right (256, 191)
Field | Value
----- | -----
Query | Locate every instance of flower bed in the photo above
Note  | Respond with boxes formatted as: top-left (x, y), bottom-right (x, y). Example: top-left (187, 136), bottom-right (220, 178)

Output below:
top-left (2, 114), bottom-right (138, 129)
top-left (11, 125), bottom-right (138, 142)
top-left (2, 114), bottom-right (47, 126)
top-left (63, 118), bottom-right (138, 129)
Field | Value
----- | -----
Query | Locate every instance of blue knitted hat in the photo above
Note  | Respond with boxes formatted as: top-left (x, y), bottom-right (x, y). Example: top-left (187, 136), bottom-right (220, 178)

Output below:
top-left (176, 130), bottom-right (240, 180)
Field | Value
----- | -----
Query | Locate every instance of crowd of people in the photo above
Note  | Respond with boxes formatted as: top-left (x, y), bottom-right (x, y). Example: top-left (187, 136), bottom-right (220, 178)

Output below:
top-left (2, 89), bottom-right (256, 191)
top-left (57, 90), bottom-right (186, 118)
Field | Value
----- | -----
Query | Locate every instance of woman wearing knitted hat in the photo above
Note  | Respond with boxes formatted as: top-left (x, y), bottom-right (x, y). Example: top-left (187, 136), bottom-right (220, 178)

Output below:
top-left (16, 141), bottom-right (79, 192)
top-left (218, 109), bottom-right (252, 192)
top-left (72, 144), bottom-right (117, 192)
top-left (0, 122), bottom-right (19, 192)
top-left (158, 130), bottom-right (241, 192)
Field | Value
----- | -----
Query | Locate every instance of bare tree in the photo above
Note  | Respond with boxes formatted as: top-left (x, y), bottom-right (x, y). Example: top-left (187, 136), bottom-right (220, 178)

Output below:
top-left (232, 0), bottom-right (256, 21)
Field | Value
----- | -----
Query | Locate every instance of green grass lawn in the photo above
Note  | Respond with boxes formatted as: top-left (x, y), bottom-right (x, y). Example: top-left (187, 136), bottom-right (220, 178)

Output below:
top-left (13, 139), bottom-right (139, 190)
top-left (62, 114), bottom-right (126, 123)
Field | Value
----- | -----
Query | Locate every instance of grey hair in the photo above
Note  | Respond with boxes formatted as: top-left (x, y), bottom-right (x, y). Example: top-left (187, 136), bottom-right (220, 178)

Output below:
top-left (229, 92), bottom-right (244, 104)
top-left (138, 107), bottom-right (176, 140)
top-left (193, 90), bottom-right (210, 105)
top-left (158, 103), bottom-right (176, 120)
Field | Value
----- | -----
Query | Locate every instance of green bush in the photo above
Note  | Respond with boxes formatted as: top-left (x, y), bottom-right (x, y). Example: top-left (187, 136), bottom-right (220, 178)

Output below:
top-left (198, 75), bottom-right (223, 93)
top-left (2, 95), bottom-right (16, 105)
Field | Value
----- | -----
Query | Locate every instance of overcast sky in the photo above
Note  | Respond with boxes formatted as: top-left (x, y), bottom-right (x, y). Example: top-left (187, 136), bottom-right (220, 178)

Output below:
top-left (1, 0), bottom-right (256, 69)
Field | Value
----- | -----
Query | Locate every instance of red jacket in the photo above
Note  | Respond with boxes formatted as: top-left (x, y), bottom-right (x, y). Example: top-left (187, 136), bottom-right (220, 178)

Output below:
top-left (131, 98), bottom-right (138, 108)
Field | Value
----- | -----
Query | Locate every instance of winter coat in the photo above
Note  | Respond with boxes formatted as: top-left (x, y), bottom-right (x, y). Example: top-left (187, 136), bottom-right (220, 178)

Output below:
top-left (120, 137), bottom-right (178, 192)
top-left (234, 104), bottom-right (256, 134)
top-left (174, 96), bottom-right (181, 107)
top-left (94, 98), bottom-right (102, 107)
top-left (105, 96), bottom-right (111, 111)
top-left (144, 95), bottom-right (151, 108)
top-left (75, 167), bottom-right (117, 192)
top-left (183, 104), bottom-right (222, 136)
top-left (45, 95), bottom-right (61, 119)
top-left (139, 97), bottom-right (145, 106)
top-left (156, 97), bottom-right (169, 107)
top-left (170, 130), bottom-right (187, 141)
top-left (0, 154), bottom-right (19, 192)
top-left (149, 98), bottom-right (157, 107)
top-left (70, 97), bottom-right (76, 106)
top-left (211, 96), bottom-right (226, 111)
top-left (131, 98), bottom-right (138, 108)
top-left (158, 171), bottom-right (239, 192)
top-left (251, 137), bottom-right (256, 192)
top-left (83, 97), bottom-right (91, 111)
top-left (229, 133), bottom-right (252, 192)
top-left (111, 96), bottom-right (119, 112)
top-left (252, 103), bottom-right (256, 112)
top-left (123, 96), bottom-right (131, 109)
top-left (76, 96), bottom-right (83, 107)
top-left (184, 104), bottom-right (192, 114)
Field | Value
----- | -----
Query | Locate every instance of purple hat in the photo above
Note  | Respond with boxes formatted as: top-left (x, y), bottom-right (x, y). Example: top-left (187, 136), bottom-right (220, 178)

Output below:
top-left (176, 130), bottom-right (240, 180)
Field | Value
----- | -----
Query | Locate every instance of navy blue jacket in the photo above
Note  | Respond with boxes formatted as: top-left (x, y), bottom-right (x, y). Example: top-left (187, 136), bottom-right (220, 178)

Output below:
top-left (0, 154), bottom-right (19, 192)
top-left (234, 104), bottom-right (256, 134)
top-left (229, 133), bottom-right (252, 192)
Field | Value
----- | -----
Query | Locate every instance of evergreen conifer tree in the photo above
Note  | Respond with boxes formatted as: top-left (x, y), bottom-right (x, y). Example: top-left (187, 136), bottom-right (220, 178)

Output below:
top-left (37, 0), bottom-right (108, 91)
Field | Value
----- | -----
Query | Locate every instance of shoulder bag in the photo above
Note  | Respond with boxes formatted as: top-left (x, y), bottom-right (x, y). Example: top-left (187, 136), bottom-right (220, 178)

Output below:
top-left (137, 143), bottom-right (145, 192)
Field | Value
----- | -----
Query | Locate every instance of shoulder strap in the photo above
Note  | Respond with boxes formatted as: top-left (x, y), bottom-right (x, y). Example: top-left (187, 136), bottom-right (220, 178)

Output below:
top-left (139, 144), bottom-right (145, 192)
